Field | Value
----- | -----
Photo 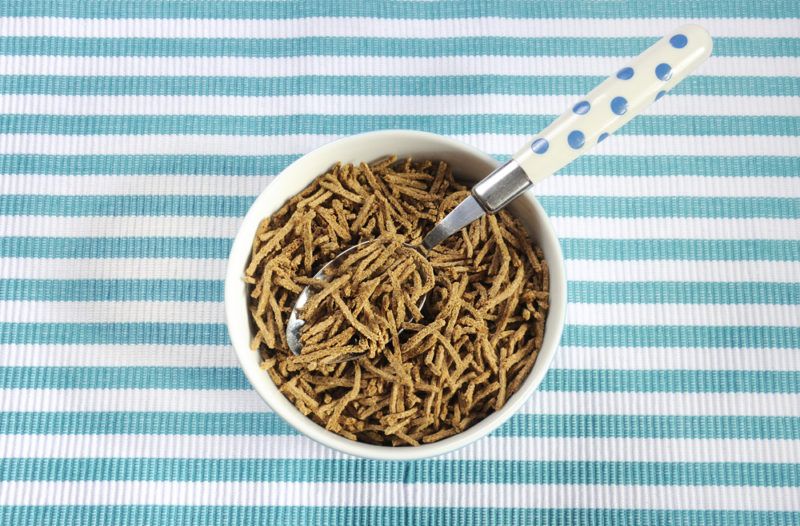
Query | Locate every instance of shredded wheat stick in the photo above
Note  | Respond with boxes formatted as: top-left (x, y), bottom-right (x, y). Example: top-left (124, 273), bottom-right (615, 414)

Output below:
top-left (484, 261), bottom-right (527, 311)
top-left (317, 207), bottom-right (351, 241)
top-left (430, 161), bottom-right (449, 196)
top-left (401, 319), bottom-right (446, 355)
top-left (326, 363), bottom-right (362, 433)
top-left (331, 292), bottom-right (383, 342)
top-left (368, 155), bottom-right (397, 172)
top-left (282, 380), bottom-right (320, 410)
top-left (351, 194), bottom-right (376, 232)
top-left (299, 327), bottom-right (356, 354)
top-left (297, 188), bottom-right (333, 211)
top-left (384, 417), bottom-right (414, 436)
top-left (246, 221), bottom-right (293, 274)
top-left (320, 179), bottom-right (364, 204)
top-left (362, 361), bottom-right (403, 384)
top-left (358, 398), bottom-right (391, 420)
top-left (362, 165), bottom-right (413, 229)
top-left (299, 273), bottom-right (352, 319)
top-left (393, 431), bottom-right (420, 447)
top-left (486, 215), bottom-right (510, 298)
top-left (300, 315), bottom-right (336, 340)
top-left (394, 184), bottom-right (440, 201)
top-left (422, 427), bottom-right (458, 444)
top-left (384, 175), bottom-right (431, 189)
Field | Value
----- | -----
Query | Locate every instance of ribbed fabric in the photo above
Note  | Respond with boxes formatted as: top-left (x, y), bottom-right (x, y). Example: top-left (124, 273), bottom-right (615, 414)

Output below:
top-left (0, 2), bottom-right (798, 525)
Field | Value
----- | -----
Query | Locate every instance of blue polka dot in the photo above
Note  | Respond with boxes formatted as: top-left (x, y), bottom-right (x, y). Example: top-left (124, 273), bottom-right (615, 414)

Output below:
top-left (616, 67), bottom-right (634, 80)
top-left (567, 130), bottom-right (585, 150)
top-left (670, 34), bottom-right (688, 48)
top-left (656, 63), bottom-right (672, 81)
top-left (655, 90), bottom-right (666, 101)
top-left (610, 96), bottom-right (628, 115)
top-left (573, 100), bottom-right (591, 115)
top-left (531, 138), bottom-right (549, 154)
top-left (598, 132), bottom-right (609, 143)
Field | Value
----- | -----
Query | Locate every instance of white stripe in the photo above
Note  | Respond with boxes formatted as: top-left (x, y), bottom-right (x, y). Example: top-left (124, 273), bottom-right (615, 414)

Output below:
top-left (0, 175), bottom-right (275, 196)
top-left (0, 216), bottom-right (243, 239)
top-left (2, 174), bottom-right (798, 198)
top-left (1, 94), bottom-right (796, 116)
top-left (2, 17), bottom-right (798, 38)
top-left (4, 298), bottom-right (798, 327)
top-left (0, 258), bottom-right (228, 280)
top-left (0, 300), bottom-right (223, 323)
top-left (3, 389), bottom-right (800, 417)
top-left (566, 302), bottom-right (800, 327)
top-left (1, 481), bottom-right (798, 509)
top-left (0, 344), bottom-right (239, 367)
top-left (2, 258), bottom-right (797, 284)
top-left (550, 218), bottom-right (800, 240)
top-left (4, 216), bottom-right (798, 241)
top-left (0, 388), bottom-right (267, 413)
top-left (0, 55), bottom-right (792, 78)
top-left (565, 260), bottom-right (800, 283)
top-left (555, 346), bottom-right (800, 372)
top-left (3, 434), bottom-right (799, 463)
top-left (0, 134), bottom-right (794, 156)
top-left (3, 343), bottom-right (796, 371)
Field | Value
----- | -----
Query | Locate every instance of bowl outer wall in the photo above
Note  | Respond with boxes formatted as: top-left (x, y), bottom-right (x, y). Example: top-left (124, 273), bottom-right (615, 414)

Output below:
top-left (225, 130), bottom-right (566, 460)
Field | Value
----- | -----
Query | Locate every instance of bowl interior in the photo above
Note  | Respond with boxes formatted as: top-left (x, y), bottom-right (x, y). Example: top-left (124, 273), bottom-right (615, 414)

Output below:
top-left (225, 130), bottom-right (566, 460)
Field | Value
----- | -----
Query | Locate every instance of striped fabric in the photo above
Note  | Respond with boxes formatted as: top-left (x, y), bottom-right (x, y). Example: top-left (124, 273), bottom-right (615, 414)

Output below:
top-left (0, 1), bottom-right (798, 524)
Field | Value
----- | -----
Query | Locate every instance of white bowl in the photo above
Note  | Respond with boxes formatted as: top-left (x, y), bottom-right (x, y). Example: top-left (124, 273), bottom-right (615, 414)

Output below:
top-left (225, 130), bottom-right (566, 460)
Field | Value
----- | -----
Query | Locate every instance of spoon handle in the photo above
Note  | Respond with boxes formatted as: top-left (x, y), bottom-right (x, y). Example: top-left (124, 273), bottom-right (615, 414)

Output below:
top-left (427, 26), bottom-right (712, 249)
top-left (513, 24), bottom-right (712, 185)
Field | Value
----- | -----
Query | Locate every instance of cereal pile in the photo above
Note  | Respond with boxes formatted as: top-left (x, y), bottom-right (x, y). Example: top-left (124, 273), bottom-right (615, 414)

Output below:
top-left (246, 157), bottom-right (549, 445)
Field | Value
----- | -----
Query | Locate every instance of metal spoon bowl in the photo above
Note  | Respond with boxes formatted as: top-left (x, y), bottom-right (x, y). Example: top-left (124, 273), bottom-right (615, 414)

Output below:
top-left (286, 239), bottom-right (427, 355)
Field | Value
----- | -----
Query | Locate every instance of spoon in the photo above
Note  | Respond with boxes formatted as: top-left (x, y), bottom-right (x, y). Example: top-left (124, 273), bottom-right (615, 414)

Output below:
top-left (287, 25), bottom-right (712, 354)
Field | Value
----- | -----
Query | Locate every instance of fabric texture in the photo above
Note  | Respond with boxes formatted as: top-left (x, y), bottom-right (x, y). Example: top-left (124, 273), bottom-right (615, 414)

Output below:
top-left (0, 1), bottom-right (798, 524)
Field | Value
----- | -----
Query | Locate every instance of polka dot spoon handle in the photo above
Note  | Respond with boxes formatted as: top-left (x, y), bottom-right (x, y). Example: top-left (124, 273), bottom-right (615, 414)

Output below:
top-left (513, 24), bottom-right (712, 185)
top-left (424, 25), bottom-right (712, 250)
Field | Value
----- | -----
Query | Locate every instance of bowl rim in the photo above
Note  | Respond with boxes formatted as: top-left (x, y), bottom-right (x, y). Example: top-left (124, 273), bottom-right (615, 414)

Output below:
top-left (225, 130), bottom-right (566, 460)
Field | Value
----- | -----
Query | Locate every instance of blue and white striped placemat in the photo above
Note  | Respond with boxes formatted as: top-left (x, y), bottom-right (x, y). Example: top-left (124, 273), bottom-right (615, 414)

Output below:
top-left (0, 2), bottom-right (798, 524)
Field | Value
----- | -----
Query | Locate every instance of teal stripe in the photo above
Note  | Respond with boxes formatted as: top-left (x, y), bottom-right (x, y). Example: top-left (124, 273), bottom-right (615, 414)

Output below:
top-left (0, 154), bottom-right (299, 176)
top-left (561, 325), bottom-right (800, 349)
top-left (0, 279), bottom-right (222, 302)
top-left (1, 507), bottom-right (798, 526)
top-left (3, 366), bottom-right (800, 393)
top-left (0, 323), bottom-right (230, 345)
top-left (2, 412), bottom-right (797, 440)
top-left (0, 75), bottom-right (795, 97)
top-left (3, 279), bottom-right (797, 305)
top-left (4, 195), bottom-right (797, 219)
top-left (0, 366), bottom-right (248, 390)
top-left (1, 0), bottom-right (797, 19)
top-left (1, 0), bottom-right (798, 19)
top-left (0, 237), bottom-right (232, 259)
top-left (539, 197), bottom-right (800, 218)
top-left (0, 37), bottom-right (794, 58)
top-left (569, 282), bottom-right (800, 305)
top-left (1, 154), bottom-right (797, 178)
top-left (2, 237), bottom-right (798, 261)
top-left (545, 369), bottom-right (800, 394)
top-left (562, 239), bottom-right (800, 261)
top-left (492, 414), bottom-right (800, 440)
top-left (0, 195), bottom-right (254, 217)
top-left (2, 458), bottom-right (798, 486)
top-left (2, 115), bottom-right (797, 137)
